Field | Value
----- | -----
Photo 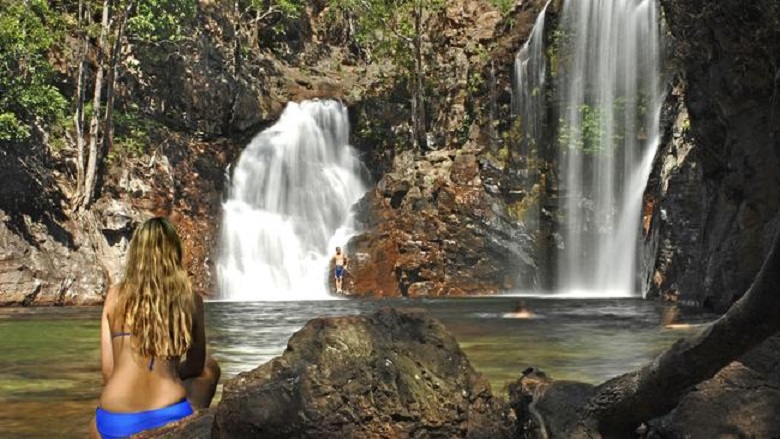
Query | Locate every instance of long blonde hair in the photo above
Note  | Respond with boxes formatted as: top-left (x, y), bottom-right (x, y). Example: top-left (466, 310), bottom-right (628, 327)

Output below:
top-left (117, 217), bottom-right (194, 359)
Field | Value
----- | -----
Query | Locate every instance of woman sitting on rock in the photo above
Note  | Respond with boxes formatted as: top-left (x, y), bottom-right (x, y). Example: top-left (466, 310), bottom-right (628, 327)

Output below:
top-left (90, 217), bottom-right (220, 438)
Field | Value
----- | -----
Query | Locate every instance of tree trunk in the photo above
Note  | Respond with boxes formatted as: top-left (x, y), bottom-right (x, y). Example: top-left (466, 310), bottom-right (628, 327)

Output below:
top-left (79, 0), bottom-right (113, 211)
top-left (563, 230), bottom-right (780, 437)
top-left (412, 0), bottom-right (426, 150)
top-left (233, 0), bottom-right (242, 77)
top-left (102, 0), bottom-right (137, 161)
top-left (73, 0), bottom-right (88, 203)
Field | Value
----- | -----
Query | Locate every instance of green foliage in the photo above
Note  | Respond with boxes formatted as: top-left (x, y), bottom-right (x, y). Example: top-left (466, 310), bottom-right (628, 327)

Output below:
top-left (456, 111), bottom-right (474, 146)
top-left (468, 72), bottom-right (485, 95)
top-left (557, 100), bottom-right (648, 155)
top-left (547, 29), bottom-right (572, 78)
top-left (0, 0), bottom-right (67, 142)
top-left (129, 0), bottom-right (197, 43)
top-left (327, 0), bottom-right (445, 69)
top-left (680, 117), bottom-right (691, 134)
top-left (501, 117), bottom-right (523, 151)
top-left (110, 106), bottom-right (159, 159)
top-left (238, 0), bottom-right (304, 37)
top-left (488, 0), bottom-right (514, 15)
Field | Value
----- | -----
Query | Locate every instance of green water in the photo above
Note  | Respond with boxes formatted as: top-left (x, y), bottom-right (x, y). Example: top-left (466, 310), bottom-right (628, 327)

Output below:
top-left (0, 308), bottom-right (102, 438)
top-left (0, 298), bottom-right (709, 438)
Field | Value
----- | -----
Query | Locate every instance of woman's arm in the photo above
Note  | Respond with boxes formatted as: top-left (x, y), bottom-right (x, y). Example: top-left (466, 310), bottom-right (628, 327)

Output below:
top-left (178, 294), bottom-right (206, 380)
top-left (100, 286), bottom-right (117, 383)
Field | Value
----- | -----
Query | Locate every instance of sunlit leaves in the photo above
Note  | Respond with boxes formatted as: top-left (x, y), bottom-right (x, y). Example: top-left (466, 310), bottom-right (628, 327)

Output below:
top-left (0, 0), bottom-right (67, 142)
top-left (128, 0), bottom-right (196, 43)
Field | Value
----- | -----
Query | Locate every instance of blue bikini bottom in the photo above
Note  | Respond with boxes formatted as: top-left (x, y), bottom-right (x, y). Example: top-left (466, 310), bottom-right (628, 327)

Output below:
top-left (95, 399), bottom-right (193, 438)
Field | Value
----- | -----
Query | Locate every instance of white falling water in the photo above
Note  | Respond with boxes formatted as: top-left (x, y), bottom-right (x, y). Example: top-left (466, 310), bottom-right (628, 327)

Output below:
top-left (514, 0), bottom-right (551, 153)
top-left (555, 0), bottom-right (663, 296)
top-left (217, 100), bottom-right (367, 301)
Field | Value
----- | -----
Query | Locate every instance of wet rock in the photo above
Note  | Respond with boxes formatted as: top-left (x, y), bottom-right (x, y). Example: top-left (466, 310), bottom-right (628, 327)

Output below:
top-left (507, 367), bottom-right (595, 439)
top-left (211, 308), bottom-right (512, 438)
top-left (407, 281), bottom-right (437, 297)
top-left (348, 176), bottom-right (537, 298)
top-left (640, 87), bottom-right (705, 305)
top-left (648, 0), bottom-right (780, 311)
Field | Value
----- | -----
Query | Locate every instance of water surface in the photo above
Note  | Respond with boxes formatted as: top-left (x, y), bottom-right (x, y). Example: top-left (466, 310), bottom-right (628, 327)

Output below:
top-left (0, 297), bottom-right (709, 438)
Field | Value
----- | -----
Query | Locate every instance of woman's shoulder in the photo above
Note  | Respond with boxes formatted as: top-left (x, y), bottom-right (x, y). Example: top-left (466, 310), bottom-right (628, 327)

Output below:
top-left (105, 284), bottom-right (121, 307)
top-left (103, 284), bottom-right (123, 326)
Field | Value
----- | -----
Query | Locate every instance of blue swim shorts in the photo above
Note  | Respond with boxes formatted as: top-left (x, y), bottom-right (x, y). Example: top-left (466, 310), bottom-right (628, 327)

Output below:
top-left (335, 265), bottom-right (345, 279)
top-left (95, 399), bottom-right (193, 438)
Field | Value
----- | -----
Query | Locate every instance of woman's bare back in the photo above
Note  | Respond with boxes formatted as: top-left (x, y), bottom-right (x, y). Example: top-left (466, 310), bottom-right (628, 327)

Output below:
top-left (98, 287), bottom-right (188, 412)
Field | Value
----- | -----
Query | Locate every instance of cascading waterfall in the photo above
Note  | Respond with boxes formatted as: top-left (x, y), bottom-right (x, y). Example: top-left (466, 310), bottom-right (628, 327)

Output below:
top-left (217, 100), bottom-right (367, 301)
top-left (555, 0), bottom-right (663, 296)
top-left (514, 0), bottom-right (551, 155)
top-left (513, 0), bottom-right (663, 296)
top-left (512, 0), bottom-right (551, 252)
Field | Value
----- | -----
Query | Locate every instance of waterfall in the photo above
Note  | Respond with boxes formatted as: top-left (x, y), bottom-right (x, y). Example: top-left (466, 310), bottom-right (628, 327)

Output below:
top-left (217, 100), bottom-right (367, 301)
top-left (514, 0), bottom-right (550, 155)
top-left (512, 0), bottom-right (551, 255)
top-left (555, 0), bottom-right (663, 296)
top-left (513, 0), bottom-right (663, 296)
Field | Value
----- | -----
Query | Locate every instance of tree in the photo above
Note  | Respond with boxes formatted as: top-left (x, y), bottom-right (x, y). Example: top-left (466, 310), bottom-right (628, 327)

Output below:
top-left (72, 0), bottom-right (194, 210)
top-left (0, 0), bottom-right (67, 143)
top-left (230, 0), bottom-right (303, 76)
top-left (328, 0), bottom-right (445, 150)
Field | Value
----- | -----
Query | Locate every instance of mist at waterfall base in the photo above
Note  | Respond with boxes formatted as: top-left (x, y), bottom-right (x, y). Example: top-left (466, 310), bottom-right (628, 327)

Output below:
top-left (514, 0), bottom-right (664, 298)
top-left (217, 100), bottom-right (367, 301)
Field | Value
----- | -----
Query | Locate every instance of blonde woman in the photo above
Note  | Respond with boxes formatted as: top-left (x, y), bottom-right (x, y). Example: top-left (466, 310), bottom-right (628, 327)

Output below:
top-left (90, 217), bottom-right (220, 438)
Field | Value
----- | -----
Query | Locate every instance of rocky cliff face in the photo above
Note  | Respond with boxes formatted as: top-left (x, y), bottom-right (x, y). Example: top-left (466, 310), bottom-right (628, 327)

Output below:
top-left (2, 0), bottom-right (553, 304)
top-left (347, 150), bottom-right (537, 297)
top-left (643, 0), bottom-right (780, 311)
top-left (344, 0), bottom-right (551, 297)
top-left (5, 0), bottom-right (776, 306)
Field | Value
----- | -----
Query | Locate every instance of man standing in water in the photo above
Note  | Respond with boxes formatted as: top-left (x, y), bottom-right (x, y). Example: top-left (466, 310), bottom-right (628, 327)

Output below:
top-left (332, 246), bottom-right (349, 294)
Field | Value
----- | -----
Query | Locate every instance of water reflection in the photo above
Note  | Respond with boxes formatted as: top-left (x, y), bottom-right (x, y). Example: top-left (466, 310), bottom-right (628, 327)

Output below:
top-left (205, 297), bottom-right (712, 385)
top-left (0, 297), bottom-right (713, 438)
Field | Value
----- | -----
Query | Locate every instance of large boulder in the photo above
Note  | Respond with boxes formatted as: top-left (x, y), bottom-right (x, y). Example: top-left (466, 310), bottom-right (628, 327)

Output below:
top-left (647, 335), bottom-right (780, 438)
top-left (212, 308), bottom-right (511, 438)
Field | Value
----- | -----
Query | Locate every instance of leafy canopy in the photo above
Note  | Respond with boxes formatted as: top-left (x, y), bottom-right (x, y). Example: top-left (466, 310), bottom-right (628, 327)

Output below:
top-left (129, 0), bottom-right (197, 44)
top-left (327, 0), bottom-right (445, 67)
top-left (0, 0), bottom-right (67, 142)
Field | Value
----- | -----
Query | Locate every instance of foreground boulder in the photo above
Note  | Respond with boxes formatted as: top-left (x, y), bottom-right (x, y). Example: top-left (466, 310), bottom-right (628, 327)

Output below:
top-left (212, 308), bottom-right (510, 438)
top-left (647, 334), bottom-right (780, 438)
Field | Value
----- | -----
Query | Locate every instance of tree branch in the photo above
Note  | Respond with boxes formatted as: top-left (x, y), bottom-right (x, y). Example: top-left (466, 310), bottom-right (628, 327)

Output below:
top-left (570, 227), bottom-right (780, 437)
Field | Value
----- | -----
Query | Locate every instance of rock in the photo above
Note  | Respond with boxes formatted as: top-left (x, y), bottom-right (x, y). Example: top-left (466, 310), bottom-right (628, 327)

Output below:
top-left (648, 335), bottom-right (780, 438)
top-left (640, 88), bottom-right (705, 305)
top-left (646, 0), bottom-right (780, 311)
top-left (348, 149), bottom-right (539, 297)
top-left (210, 308), bottom-right (512, 438)
top-left (133, 410), bottom-right (215, 439)
top-left (0, 212), bottom-right (105, 306)
top-left (407, 281), bottom-right (437, 297)
top-left (426, 149), bottom-right (455, 163)
top-left (450, 154), bottom-right (479, 185)
top-left (473, 11), bottom-right (501, 42)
